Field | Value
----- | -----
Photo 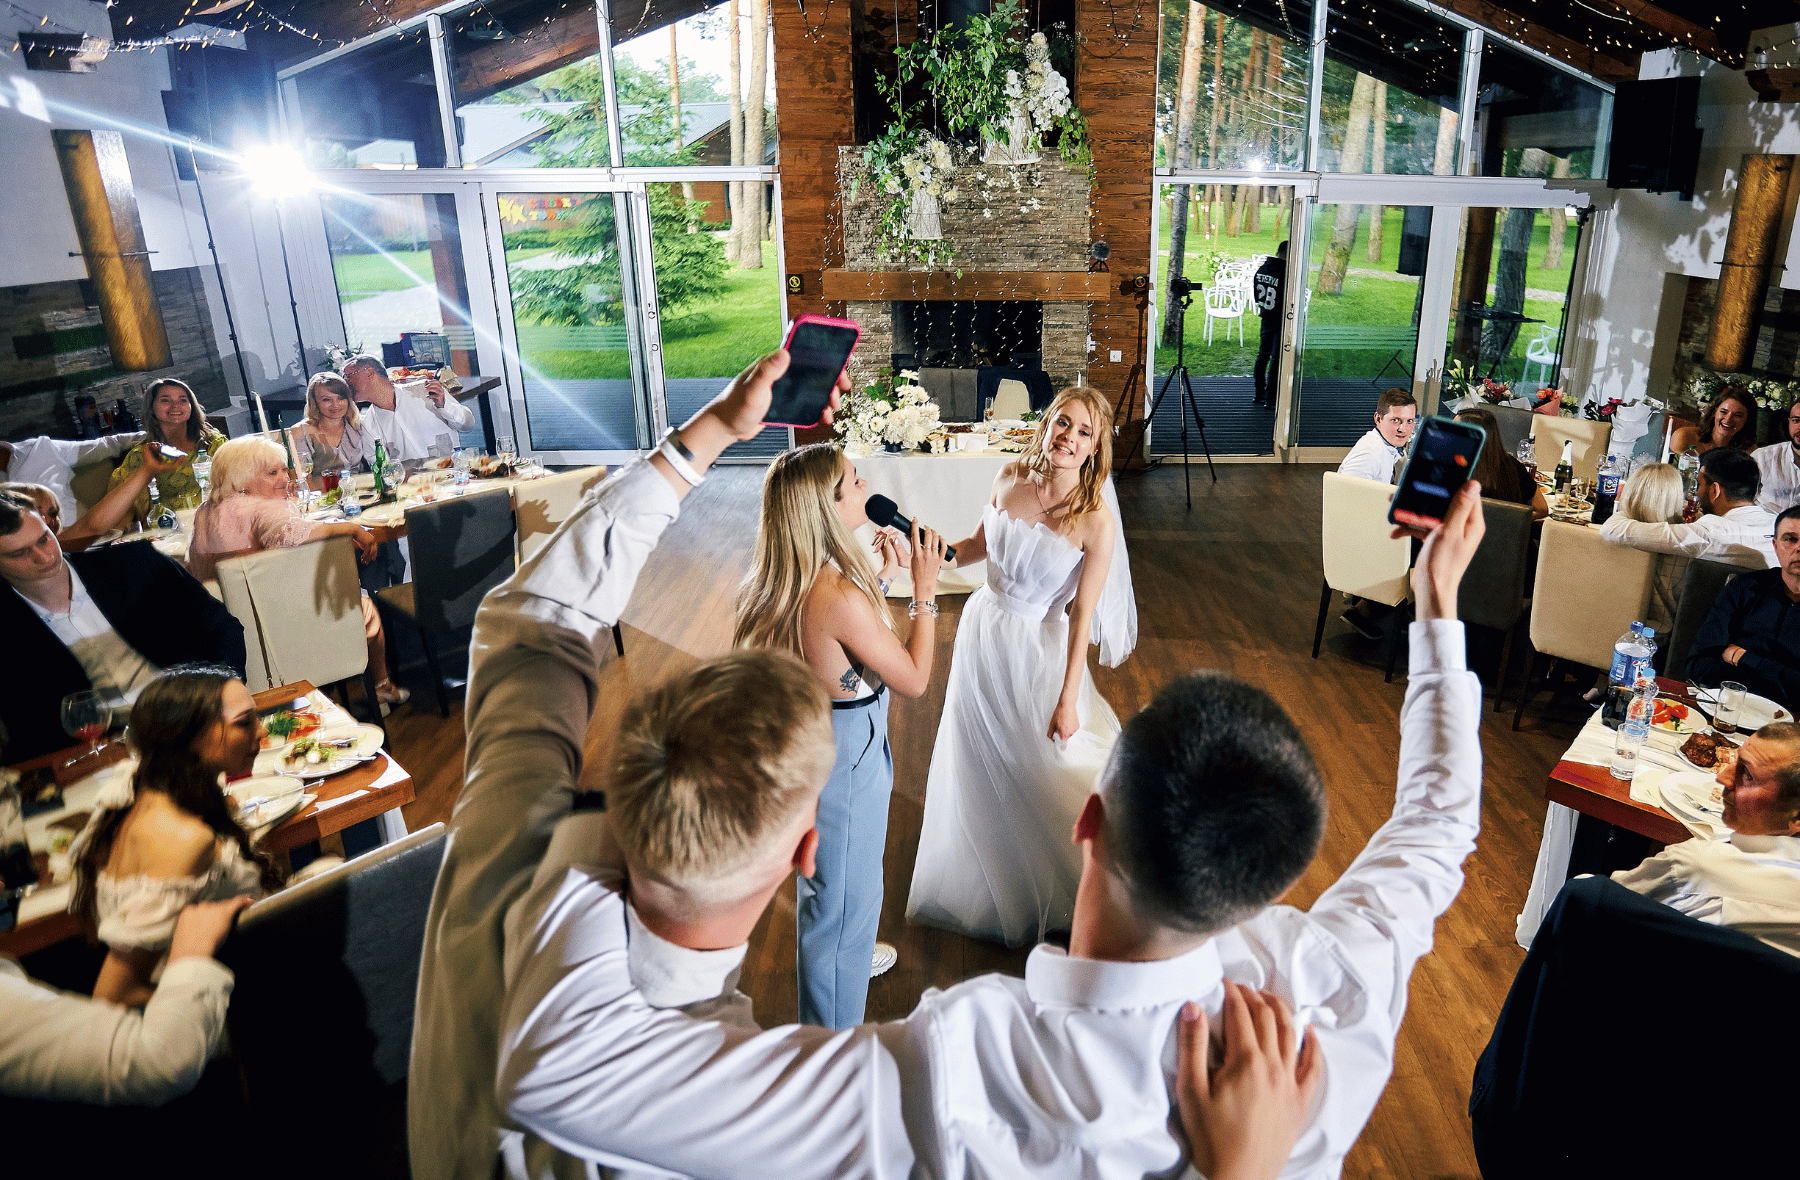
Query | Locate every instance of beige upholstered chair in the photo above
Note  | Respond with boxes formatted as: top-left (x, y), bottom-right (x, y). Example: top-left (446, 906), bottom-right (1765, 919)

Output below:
top-left (216, 533), bottom-right (377, 711)
top-left (1512, 520), bottom-right (1657, 729)
top-left (1314, 472), bottom-right (1414, 676)
top-left (990, 379), bottom-right (1032, 419)
top-left (1529, 416), bottom-right (1612, 482)
top-left (512, 466), bottom-right (607, 564)
top-left (68, 457), bottom-right (116, 514)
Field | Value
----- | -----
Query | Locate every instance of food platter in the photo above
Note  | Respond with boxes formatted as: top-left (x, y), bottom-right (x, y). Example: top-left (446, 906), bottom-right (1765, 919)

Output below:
top-left (1678, 732), bottom-right (1740, 774)
top-left (1649, 698), bottom-right (1699, 734)
top-left (253, 723), bottom-right (383, 780)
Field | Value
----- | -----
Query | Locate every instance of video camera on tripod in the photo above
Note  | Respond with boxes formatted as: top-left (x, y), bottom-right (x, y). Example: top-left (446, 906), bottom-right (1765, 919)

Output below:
top-left (1168, 275), bottom-right (1196, 300)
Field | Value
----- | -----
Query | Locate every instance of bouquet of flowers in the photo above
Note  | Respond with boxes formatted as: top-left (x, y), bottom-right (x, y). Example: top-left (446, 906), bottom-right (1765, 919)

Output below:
top-left (1746, 377), bottom-right (1800, 412)
top-left (1007, 33), bottom-right (1073, 140)
top-left (839, 370), bottom-right (943, 453)
top-left (1583, 398), bottom-right (1624, 421)
top-left (1478, 376), bottom-right (1514, 405)
top-left (325, 343), bottom-right (366, 372)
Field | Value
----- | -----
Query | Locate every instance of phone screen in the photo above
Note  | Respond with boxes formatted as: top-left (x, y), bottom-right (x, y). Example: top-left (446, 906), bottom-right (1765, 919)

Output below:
top-left (766, 320), bottom-right (859, 427)
top-left (1389, 418), bottom-right (1486, 530)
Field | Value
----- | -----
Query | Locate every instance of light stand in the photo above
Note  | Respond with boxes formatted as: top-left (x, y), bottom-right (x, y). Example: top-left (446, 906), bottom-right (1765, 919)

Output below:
top-left (186, 142), bottom-right (256, 409)
top-left (272, 204), bottom-right (308, 383)
top-left (1146, 283), bottom-right (1218, 508)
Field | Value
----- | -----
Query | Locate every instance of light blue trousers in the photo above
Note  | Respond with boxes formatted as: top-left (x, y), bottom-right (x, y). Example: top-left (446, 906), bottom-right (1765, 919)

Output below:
top-left (796, 689), bottom-right (892, 1029)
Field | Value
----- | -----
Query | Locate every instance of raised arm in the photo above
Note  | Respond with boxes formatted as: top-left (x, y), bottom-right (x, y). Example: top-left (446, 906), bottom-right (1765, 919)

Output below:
top-left (58, 446), bottom-right (182, 551)
top-left (1048, 510), bottom-right (1114, 741)
top-left (829, 521), bottom-right (945, 698)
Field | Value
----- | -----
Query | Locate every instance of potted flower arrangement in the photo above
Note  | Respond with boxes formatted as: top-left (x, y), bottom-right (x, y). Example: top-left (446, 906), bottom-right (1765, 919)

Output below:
top-left (839, 370), bottom-right (943, 455)
top-left (1477, 376), bottom-right (1514, 405)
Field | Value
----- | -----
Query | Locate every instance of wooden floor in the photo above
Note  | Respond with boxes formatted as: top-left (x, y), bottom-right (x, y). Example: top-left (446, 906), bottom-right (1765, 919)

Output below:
top-left (386, 460), bottom-right (1589, 1180)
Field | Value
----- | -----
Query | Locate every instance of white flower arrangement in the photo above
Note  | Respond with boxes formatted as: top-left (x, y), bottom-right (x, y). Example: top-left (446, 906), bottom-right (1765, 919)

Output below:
top-left (1684, 367), bottom-right (1800, 413)
top-left (839, 370), bottom-right (943, 452)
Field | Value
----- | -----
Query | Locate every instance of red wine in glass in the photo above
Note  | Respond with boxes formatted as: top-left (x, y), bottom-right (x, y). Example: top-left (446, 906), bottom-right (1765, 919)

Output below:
top-left (60, 691), bottom-right (112, 768)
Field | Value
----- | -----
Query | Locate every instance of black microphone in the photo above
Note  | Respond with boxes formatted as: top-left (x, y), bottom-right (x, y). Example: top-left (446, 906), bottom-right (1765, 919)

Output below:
top-left (865, 494), bottom-right (956, 562)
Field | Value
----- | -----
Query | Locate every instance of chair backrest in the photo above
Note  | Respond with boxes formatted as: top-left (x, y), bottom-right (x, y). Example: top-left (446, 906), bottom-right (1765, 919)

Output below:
top-left (1458, 498), bottom-right (1534, 631)
top-left (1480, 404), bottom-right (1536, 459)
top-left (1320, 472), bottom-right (1413, 606)
top-left (990, 379), bottom-right (1032, 419)
top-left (1663, 558), bottom-right (1740, 681)
top-left (1206, 286), bottom-right (1237, 313)
top-left (403, 486), bottom-right (516, 632)
top-left (67, 456), bottom-right (117, 514)
top-left (1529, 415), bottom-right (1611, 482)
top-left (513, 466), bottom-right (607, 565)
top-left (215, 534), bottom-right (368, 692)
top-left (1528, 520), bottom-right (1656, 667)
top-left (219, 824), bottom-right (447, 1163)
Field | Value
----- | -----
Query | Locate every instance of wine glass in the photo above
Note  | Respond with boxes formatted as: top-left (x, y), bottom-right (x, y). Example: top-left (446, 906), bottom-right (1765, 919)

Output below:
top-left (192, 454), bottom-right (213, 500)
top-left (60, 691), bottom-right (111, 768)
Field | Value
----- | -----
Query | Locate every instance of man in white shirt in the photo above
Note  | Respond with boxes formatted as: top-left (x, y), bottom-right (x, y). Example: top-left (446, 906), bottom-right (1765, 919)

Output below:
top-left (341, 354), bottom-right (474, 464)
top-left (0, 432), bottom-right (144, 524)
top-left (462, 421), bottom-right (1484, 1176)
top-left (1756, 403), bottom-right (1800, 514)
top-left (1613, 724), bottom-right (1800, 957)
top-left (1600, 446), bottom-right (1776, 568)
top-left (1336, 388), bottom-right (1415, 484)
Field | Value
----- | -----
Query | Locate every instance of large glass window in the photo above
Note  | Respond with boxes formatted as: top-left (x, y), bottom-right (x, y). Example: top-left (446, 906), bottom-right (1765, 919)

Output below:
top-left (448, 0), bottom-right (613, 169)
top-left (1155, 0), bottom-right (1311, 174)
top-left (1474, 43), bottom-right (1609, 179)
top-left (1447, 204), bottom-right (1579, 399)
top-left (293, 27), bottom-right (447, 170)
top-left (321, 191), bottom-right (482, 376)
top-left (1319, 0), bottom-right (1463, 175)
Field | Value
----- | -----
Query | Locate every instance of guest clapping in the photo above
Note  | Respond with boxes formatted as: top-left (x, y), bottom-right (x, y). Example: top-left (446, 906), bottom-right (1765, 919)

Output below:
top-left (106, 379), bottom-right (224, 526)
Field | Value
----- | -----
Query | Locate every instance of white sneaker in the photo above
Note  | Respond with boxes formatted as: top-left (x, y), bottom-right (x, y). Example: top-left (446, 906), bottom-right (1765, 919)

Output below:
top-left (870, 942), bottom-right (898, 978)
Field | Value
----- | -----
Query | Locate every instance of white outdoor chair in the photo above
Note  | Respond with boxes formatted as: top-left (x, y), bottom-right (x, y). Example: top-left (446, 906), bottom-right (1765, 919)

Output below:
top-left (1524, 327), bottom-right (1560, 385)
top-left (1203, 285), bottom-right (1247, 346)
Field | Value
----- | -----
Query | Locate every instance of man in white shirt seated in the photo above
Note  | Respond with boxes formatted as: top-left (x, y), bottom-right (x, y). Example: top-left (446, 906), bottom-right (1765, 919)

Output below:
top-left (341, 354), bottom-right (474, 464)
top-left (0, 431), bottom-right (144, 524)
top-left (1599, 447), bottom-right (1775, 568)
top-left (1613, 723), bottom-right (1800, 956)
top-left (1755, 403), bottom-right (1800, 514)
top-left (1336, 388), bottom-right (1416, 484)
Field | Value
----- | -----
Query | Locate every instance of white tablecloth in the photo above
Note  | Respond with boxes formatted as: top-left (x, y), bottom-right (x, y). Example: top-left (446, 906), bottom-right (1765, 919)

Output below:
top-left (850, 450), bottom-right (1014, 596)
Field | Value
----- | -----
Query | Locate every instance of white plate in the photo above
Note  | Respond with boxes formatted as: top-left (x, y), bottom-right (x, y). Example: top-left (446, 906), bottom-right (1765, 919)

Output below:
top-left (1657, 771), bottom-right (1728, 840)
top-left (1677, 737), bottom-right (1739, 774)
top-left (1650, 698), bottom-right (1703, 735)
top-left (228, 775), bottom-right (305, 827)
top-left (255, 723), bottom-right (383, 779)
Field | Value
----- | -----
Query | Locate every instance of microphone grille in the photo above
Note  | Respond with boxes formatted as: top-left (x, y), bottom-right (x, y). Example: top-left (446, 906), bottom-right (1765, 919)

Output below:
top-left (864, 494), bottom-right (898, 527)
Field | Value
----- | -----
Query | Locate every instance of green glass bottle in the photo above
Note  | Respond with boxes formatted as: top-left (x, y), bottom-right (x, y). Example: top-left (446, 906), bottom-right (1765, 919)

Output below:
top-left (373, 437), bottom-right (392, 503)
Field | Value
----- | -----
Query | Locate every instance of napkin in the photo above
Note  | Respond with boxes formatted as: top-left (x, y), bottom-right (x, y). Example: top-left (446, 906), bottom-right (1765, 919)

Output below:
top-left (1562, 710), bottom-right (1694, 779)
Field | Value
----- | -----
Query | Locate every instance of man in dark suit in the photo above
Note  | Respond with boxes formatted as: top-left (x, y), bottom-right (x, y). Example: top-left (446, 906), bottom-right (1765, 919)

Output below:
top-left (1687, 503), bottom-right (1800, 710)
top-left (0, 492), bottom-right (246, 763)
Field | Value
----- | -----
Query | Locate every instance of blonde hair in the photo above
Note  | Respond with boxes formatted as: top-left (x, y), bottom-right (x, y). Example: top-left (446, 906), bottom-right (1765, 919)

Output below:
top-left (1618, 462), bottom-right (1685, 524)
top-left (732, 443), bottom-right (891, 655)
top-left (142, 378), bottom-right (224, 449)
top-left (0, 481), bottom-right (58, 529)
top-left (305, 372), bottom-right (362, 431)
top-left (1020, 385), bottom-right (1114, 524)
top-left (207, 435), bottom-right (287, 503)
top-left (608, 650), bottom-right (834, 901)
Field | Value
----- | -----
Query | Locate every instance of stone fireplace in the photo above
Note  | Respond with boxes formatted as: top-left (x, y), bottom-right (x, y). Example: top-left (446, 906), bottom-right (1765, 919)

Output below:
top-left (832, 148), bottom-right (1095, 412)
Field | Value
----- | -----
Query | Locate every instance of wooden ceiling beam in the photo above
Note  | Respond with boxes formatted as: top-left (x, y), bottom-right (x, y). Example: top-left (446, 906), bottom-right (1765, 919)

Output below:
top-left (453, 6), bottom-right (598, 105)
top-left (1576, 0), bottom-right (1744, 68)
top-left (1432, 1), bottom-right (1641, 83)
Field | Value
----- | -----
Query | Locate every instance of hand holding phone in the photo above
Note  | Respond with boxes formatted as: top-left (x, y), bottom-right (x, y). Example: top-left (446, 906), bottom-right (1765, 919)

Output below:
top-left (765, 315), bottom-right (860, 428)
top-left (1388, 417), bottom-right (1486, 532)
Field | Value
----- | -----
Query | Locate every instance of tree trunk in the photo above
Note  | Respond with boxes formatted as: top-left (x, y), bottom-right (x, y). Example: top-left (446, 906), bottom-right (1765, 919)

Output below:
top-left (1205, 11), bottom-right (1226, 168)
top-left (1317, 71), bottom-right (1376, 295)
top-left (739, 0), bottom-right (768, 269)
top-left (1162, 4), bottom-right (1207, 347)
top-left (670, 27), bottom-right (699, 233)
top-left (1366, 82), bottom-right (1386, 261)
top-left (1483, 149), bottom-right (1550, 366)
top-left (726, 0), bottom-right (745, 266)
top-left (1544, 155), bottom-right (1572, 268)
top-left (1432, 104), bottom-right (1457, 176)
top-left (1267, 35), bottom-right (1285, 171)
top-left (1203, 184), bottom-right (1215, 239)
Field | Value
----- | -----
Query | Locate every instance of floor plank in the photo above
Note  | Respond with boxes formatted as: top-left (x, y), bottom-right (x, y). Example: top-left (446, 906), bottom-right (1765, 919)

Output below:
top-left (387, 460), bottom-right (1584, 1179)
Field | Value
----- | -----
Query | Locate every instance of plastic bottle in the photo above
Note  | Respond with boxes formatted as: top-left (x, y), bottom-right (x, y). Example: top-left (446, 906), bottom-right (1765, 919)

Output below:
top-left (1625, 673), bottom-right (1660, 727)
top-left (1605, 623), bottom-right (1652, 726)
top-left (452, 447), bottom-right (470, 486)
top-left (1592, 452), bottom-right (1621, 524)
top-left (148, 480), bottom-right (177, 532)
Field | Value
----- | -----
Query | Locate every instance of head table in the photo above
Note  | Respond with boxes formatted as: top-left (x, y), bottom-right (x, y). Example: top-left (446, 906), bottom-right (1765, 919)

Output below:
top-left (849, 448), bottom-right (1017, 597)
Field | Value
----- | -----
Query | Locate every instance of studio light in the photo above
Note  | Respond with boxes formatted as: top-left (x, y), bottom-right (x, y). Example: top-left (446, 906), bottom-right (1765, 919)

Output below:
top-left (241, 144), bottom-right (313, 199)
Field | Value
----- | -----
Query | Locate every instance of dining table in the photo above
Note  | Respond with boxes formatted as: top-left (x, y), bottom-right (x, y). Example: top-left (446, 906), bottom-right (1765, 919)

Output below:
top-left (0, 680), bottom-right (414, 958)
top-left (852, 447), bottom-right (1016, 597)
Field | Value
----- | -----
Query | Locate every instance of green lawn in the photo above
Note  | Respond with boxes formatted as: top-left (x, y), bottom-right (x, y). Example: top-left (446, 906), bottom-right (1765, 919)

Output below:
top-left (331, 247), bottom-right (554, 302)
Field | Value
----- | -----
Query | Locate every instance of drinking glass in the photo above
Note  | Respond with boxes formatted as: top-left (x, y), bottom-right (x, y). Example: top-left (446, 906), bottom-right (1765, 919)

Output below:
top-left (497, 434), bottom-right (517, 472)
top-left (1715, 681), bottom-right (1746, 734)
top-left (1610, 720), bottom-right (1648, 781)
top-left (60, 691), bottom-right (111, 768)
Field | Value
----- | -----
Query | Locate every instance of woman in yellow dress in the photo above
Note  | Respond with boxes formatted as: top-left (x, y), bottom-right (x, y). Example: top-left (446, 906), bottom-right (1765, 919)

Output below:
top-left (107, 378), bottom-right (225, 524)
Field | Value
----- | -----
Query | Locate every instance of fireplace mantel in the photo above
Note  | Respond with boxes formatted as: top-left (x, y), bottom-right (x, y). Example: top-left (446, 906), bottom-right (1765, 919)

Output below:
top-left (821, 270), bottom-right (1115, 301)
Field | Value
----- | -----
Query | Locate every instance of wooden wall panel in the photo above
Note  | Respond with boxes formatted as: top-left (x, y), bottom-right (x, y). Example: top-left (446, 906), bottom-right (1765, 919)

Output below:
top-left (1077, 3), bottom-right (1160, 466)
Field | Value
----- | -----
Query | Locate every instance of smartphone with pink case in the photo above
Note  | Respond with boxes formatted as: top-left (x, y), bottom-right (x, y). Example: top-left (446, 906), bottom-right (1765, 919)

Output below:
top-left (764, 315), bottom-right (861, 428)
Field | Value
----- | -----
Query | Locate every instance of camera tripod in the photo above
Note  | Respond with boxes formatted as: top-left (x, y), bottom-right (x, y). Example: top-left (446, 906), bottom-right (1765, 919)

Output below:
top-left (1147, 287), bottom-right (1218, 508)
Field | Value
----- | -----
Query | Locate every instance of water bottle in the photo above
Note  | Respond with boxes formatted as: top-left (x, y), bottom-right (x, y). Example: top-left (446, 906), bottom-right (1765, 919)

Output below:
top-left (1626, 673), bottom-right (1660, 727)
top-left (1592, 452), bottom-right (1621, 524)
top-left (1604, 623), bottom-right (1652, 726)
top-left (148, 480), bottom-right (177, 531)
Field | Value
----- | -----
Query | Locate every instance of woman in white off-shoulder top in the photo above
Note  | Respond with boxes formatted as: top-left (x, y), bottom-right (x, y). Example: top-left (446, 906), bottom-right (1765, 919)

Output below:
top-left (70, 666), bottom-right (283, 1007)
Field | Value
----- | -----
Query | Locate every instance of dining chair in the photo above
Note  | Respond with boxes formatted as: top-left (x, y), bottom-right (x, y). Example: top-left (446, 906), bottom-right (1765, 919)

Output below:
top-left (219, 823), bottom-right (447, 1179)
top-left (1456, 498), bottom-right (1534, 706)
top-left (215, 534), bottom-right (380, 722)
top-left (1314, 472), bottom-right (1414, 680)
top-left (512, 466), bottom-right (624, 659)
top-left (1528, 415), bottom-right (1611, 483)
top-left (1512, 519), bottom-right (1656, 730)
top-left (375, 486), bottom-right (516, 716)
top-left (1661, 558), bottom-right (1739, 682)
top-left (990, 378), bottom-right (1033, 419)
top-left (1203, 285), bottom-right (1246, 346)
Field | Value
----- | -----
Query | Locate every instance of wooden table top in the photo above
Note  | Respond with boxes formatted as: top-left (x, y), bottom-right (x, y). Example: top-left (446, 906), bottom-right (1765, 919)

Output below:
top-left (1544, 676), bottom-right (1704, 847)
top-left (0, 681), bottom-right (413, 957)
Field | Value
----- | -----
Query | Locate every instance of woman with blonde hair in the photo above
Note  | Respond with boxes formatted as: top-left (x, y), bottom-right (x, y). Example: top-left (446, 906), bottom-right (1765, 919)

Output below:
top-left (1671, 388), bottom-right (1759, 457)
top-left (1613, 461), bottom-right (1690, 633)
top-left (297, 371), bottom-right (376, 480)
top-left (185, 435), bottom-right (407, 707)
top-left (106, 378), bottom-right (225, 525)
top-left (907, 384), bottom-right (1138, 947)
top-left (733, 441), bottom-right (946, 1028)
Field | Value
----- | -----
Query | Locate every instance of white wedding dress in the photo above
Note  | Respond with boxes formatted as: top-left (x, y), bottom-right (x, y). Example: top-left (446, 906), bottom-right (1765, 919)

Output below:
top-left (906, 485), bottom-right (1137, 947)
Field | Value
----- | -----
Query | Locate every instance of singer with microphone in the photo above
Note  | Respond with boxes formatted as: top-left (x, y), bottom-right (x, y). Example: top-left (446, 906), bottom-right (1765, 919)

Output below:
top-left (733, 443), bottom-right (948, 1028)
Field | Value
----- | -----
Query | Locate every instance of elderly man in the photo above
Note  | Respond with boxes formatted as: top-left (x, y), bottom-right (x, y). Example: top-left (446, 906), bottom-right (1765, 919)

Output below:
top-left (0, 431), bottom-right (144, 525)
top-left (340, 355), bottom-right (474, 464)
top-left (0, 492), bottom-right (245, 762)
top-left (1600, 447), bottom-right (1776, 569)
top-left (1613, 723), bottom-right (1800, 956)
top-left (1686, 505), bottom-right (1800, 710)
top-left (1337, 388), bottom-right (1416, 484)
top-left (1756, 403), bottom-right (1800, 514)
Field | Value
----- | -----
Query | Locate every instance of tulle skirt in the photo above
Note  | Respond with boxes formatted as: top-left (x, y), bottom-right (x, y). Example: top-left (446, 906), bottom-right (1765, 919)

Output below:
top-left (905, 587), bottom-right (1120, 947)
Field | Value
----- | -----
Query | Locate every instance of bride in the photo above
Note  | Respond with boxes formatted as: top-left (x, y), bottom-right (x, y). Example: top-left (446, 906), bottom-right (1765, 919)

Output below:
top-left (906, 385), bottom-right (1136, 946)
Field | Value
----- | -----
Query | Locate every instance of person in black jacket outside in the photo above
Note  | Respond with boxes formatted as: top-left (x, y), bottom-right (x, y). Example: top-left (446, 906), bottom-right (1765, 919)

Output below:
top-left (0, 491), bottom-right (246, 763)
top-left (1688, 504), bottom-right (1800, 710)
top-left (1251, 241), bottom-right (1289, 407)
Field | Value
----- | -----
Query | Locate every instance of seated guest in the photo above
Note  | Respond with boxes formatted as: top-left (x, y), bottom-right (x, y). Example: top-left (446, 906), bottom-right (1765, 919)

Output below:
top-left (106, 379), bottom-right (224, 526)
top-left (295, 371), bottom-right (375, 482)
top-left (341, 354), bottom-right (473, 464)
top-left (1670, 386), bottom-right (1758, 458)
top-left (69, 667), bottom-right (284, 1008)
top-left (1455, 407), bottom-right (1548, 519)
top-left (1337, 387), bottom-right (1416, 483)
top-left (1598, 447), bottom-right (1775, 569)
top-left (0, 429), bottom-right (144, 524)
top-left (1, 895), bottom-right (251, 1103)
top-left (0, 492), bottom-right (245, 764)
top-left (5, 447), bottom-right (185, 553)
top-left (186, 436), bottom-right (405, 709)
top-left (1612, 723), bottom-right (1800, 956)
top-left (1756, 402), bottom-right (1800, 514)
top-left (1611, 462), bottom-right (1690, 635)
top-left (1687, 505), bottom-right (1800, 708)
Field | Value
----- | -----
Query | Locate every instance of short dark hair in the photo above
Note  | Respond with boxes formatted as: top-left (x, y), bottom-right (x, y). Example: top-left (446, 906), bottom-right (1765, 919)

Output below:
top-left (0, 489), bottom-right (37, 536)
top-left (1104, 672), bottom-right (1327, 934)
top-left (1752, 721), bottom-right (1800, 812)
top-left (1776, 505), bottom-right (1800, 535)
top-left (1376, 388), bottom-right (1416, 416)
top-left (1699, 447), bottom-right (1760, 503)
